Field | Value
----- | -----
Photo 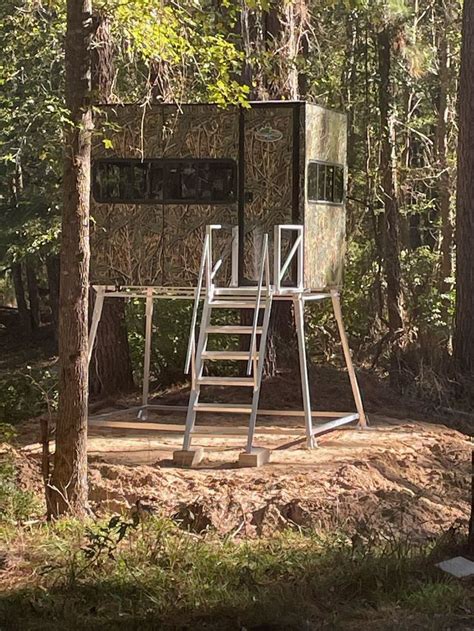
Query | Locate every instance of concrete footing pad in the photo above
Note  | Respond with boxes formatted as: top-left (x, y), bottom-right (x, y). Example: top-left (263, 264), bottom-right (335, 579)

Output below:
top-left (238, 447), bottom-right (271, 468)
top-left (172, 448), bottom-right (204, 467)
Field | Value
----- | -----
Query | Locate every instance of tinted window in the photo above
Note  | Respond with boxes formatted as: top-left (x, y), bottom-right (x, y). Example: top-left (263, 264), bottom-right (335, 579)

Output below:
top-left (307, 162), bottom-right (344, 204)
top-left (92, 159), bottom-right (237, 204)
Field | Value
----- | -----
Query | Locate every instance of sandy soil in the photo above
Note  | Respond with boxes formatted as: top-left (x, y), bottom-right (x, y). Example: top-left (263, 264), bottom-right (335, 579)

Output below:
top-left (16, 411), bottom-right (472, 541)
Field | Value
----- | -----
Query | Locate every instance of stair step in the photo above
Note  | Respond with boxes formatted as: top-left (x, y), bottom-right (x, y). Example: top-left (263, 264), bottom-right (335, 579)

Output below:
top-left (209, 300), bottom-right (264, 309)
top-left (201, 350), bottom-right (257, 360)
top-left (206, 325), bottom-right (263, 335)
top-left (215, 287), bottom-right (272, 295)
top-left (197, 376), bottom-right (254, 386)
top-left (194, 402), bottom-right (253, 414)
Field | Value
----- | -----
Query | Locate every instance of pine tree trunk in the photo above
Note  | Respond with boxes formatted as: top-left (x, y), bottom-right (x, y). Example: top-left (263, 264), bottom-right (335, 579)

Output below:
top-left (89, 11), bottom-right (134, 398)
top-left (258, 2), bottom-right (299, 378)
top-left (436, 29), bottom-right (453, 292)
top-left (46, 255), bottom-right (60, 342)
top-left (26, 260), bottom-right (41, 331)
top-left (12, 262), bottom-right (32, 336)
top-left (454, 2), bottom-right (474, 374)
top-left (89, 296), bottom-right (134, 397)
top-left (378, 27), bottom-right (404, 389)
top-left (51, 0), bottom-right (92, 517)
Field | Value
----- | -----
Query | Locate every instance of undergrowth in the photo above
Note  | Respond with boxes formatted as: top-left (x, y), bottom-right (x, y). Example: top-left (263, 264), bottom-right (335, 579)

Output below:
top-left (0, 515), bottom-right (471, 630)
top-left (0, 367), bottom-right (57, 423)
top-left (0, 424), bottom-right (42, 524)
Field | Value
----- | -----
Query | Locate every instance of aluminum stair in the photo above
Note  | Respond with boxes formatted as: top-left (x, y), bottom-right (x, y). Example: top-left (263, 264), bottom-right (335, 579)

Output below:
top-left (182, 227), bottom-right (272, 455)
top-left (182, 287), bottom-right (273, 454)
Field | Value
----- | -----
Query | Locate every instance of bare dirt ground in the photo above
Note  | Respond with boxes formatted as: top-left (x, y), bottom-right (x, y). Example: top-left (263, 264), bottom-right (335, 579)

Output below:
top-left (16, 408), bottom-right (472, 541)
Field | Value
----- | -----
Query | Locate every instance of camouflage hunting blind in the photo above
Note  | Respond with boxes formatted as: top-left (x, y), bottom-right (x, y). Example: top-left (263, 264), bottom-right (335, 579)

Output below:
top-left (90, 101), bottom-right (347, 291)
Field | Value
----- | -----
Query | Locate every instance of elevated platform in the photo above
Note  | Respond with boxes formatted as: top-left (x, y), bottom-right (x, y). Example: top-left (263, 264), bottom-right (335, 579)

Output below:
top-left (87, 225), bottom-right (367, 467)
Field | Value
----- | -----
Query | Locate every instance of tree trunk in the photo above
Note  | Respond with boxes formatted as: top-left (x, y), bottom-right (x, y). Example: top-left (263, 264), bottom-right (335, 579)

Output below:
top-left (237, 1), bottom-right (258, 97)
top-left (378, 27), bottom-right (404, 389)
top-left (50, 0), bottom-right (92, 517)
top-left (89, 295), bottom-right (134, 397)
top-left (46, 255), bottom-right (60, 342)
top-left (436, 27), bottom-right (453, 292)
top-left (454, 2), bottom-right (474, 374)
top-left (11, 262), bottom-right (32, 336)
top-left (26, 260), bottom-right (41, 331)
top-left (89, 11), bottom-right (134, 398)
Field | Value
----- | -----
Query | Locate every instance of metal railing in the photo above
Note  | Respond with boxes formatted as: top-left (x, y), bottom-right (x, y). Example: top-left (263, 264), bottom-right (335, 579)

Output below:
top-left (247, 233), bottom-right (271, 376)
top-left (184, 224), bottom-right (239, 375)
top-left (273, 224), bottom-right (304, 292)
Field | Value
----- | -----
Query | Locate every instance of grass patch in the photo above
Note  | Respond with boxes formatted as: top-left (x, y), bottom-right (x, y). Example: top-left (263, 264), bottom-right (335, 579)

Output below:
top-left (0, 427), bottom-right (42, 524)
top-left (0, 516), bottom-right (471, 630)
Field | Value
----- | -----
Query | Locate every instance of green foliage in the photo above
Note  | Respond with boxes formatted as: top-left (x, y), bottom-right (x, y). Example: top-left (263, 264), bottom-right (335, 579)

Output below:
top-left (127, 300), bottom-right (193, 387)
top-left (0, 367), bottom-right (58, 424)
top-left (402, 247), bottom-right (455, 337)
top-left (82, 514), bottom-right (140, 564)
top-left (0, 517), bottom-right (470, 628)
top-left (0, 1), bottom-right (65, 265)
top-left (110, 0), bottom-right (250, 105)
top-left (0, 458), bottom-right (41, 524)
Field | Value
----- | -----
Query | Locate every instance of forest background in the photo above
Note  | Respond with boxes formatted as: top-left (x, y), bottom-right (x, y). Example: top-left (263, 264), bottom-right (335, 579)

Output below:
top-left (0, 0), bottom-right (466, 421)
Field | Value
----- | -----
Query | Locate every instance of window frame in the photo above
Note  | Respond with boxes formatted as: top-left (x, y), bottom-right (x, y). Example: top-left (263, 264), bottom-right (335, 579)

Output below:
top-left (307, 160), bottom-right (345, 206)
top-left (92, 157), bottom-right (238, 205)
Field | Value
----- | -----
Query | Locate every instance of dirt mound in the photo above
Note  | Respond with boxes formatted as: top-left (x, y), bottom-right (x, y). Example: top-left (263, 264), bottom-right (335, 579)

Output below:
top-left (83, 419), bottom-right (471, 541)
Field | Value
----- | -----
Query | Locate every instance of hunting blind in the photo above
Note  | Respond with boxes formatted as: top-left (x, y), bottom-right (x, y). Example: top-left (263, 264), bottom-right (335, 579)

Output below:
top-left (90, 101), bottom-right (347, 291)
top-left (88, 101), bottom-right (367, 466)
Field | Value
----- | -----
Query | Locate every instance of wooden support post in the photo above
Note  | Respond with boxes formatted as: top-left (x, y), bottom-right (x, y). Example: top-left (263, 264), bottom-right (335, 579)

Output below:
top-left (294, 296), bottom-right (315, 449)
top-left (331, 290), bottom-right (367, 428)
top-left (141, 287), bottom-right (154, 419)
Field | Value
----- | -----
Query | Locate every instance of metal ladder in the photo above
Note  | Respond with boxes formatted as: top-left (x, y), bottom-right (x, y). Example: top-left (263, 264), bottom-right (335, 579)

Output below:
top-left (183, 225), bottom-right (273, 454)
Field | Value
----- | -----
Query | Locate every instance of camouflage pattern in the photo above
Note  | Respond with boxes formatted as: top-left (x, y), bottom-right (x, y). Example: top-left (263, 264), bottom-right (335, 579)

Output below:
top-left (304, 104), bottom-right (347, 290)
top-left (90, 104), bottom-right (239, 286)
top-left (241, 105), bottom-right (296, 281)
top-left (90, 102), bottom-right (347, 291)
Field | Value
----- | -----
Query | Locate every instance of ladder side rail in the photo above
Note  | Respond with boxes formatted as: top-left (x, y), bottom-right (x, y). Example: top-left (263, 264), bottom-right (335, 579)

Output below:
top-left (274, 225), bottom-right (282, 293)
top-left (247, 234), bottom-right (269, 376)
top-left (231, 225), bottom-right (239, 287)
top-left (296, 225), bottom-right (304, 290)
top-left (246, 291), bottom-right (273, 453)
top-left (184, 234), bottom-right (210, 374)
top-left (183, 299), bottom-right (212, 450)
top-left (206, 226), bottom-right (213, 296)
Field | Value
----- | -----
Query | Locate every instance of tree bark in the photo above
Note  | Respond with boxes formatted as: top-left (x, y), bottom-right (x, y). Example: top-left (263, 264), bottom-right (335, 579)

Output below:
top-left (89, 295), bottom-right (134, 397)
top-left (436, 25), bottom-right (453, 292)
top-left (89, 10), bottom-right (134, 398)
top-left (454, 2), bottom-right (474, 374)
top-left (378, 27), bottom-right (404, 389)
top-left (26, 260), bottom-right (41, 331)
top-left (50, 0), bottom-right (92, 517)
top-left (46, 255), bottom-right (60, 341)
top-left (11, 262), bottom-right (32, 336)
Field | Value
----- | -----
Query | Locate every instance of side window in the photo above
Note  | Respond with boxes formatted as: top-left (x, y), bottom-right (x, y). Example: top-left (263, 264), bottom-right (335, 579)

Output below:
top-left (307, 162), bottom-right (345, 204)
top-left (92, 159), bottom-right (236, 204)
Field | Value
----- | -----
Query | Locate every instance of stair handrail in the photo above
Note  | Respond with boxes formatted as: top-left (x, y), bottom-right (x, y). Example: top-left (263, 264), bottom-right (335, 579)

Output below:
top-left (274, 224), bottom-right (304, 292)
top-left (247, 233), bottom-right (271, 375)
top-left (185, 224), bottom-right (222, 374)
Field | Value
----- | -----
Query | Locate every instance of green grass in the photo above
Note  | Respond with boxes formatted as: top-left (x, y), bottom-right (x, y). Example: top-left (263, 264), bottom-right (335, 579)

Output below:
top-left (0, 515), bottom-right (471, 631)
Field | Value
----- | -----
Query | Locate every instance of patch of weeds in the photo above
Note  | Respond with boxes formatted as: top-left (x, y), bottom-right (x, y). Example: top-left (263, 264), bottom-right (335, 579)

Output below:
top-left (0, 367), bottom-right (58, 424)
top-left (0, 459), bottom-right (42, 523)
top-left (0, 426), bottom-right (42, 524)
top-left (0, 518), bottom-right (472, 630)
top-left (402, 581), bottom-right (467, 614)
